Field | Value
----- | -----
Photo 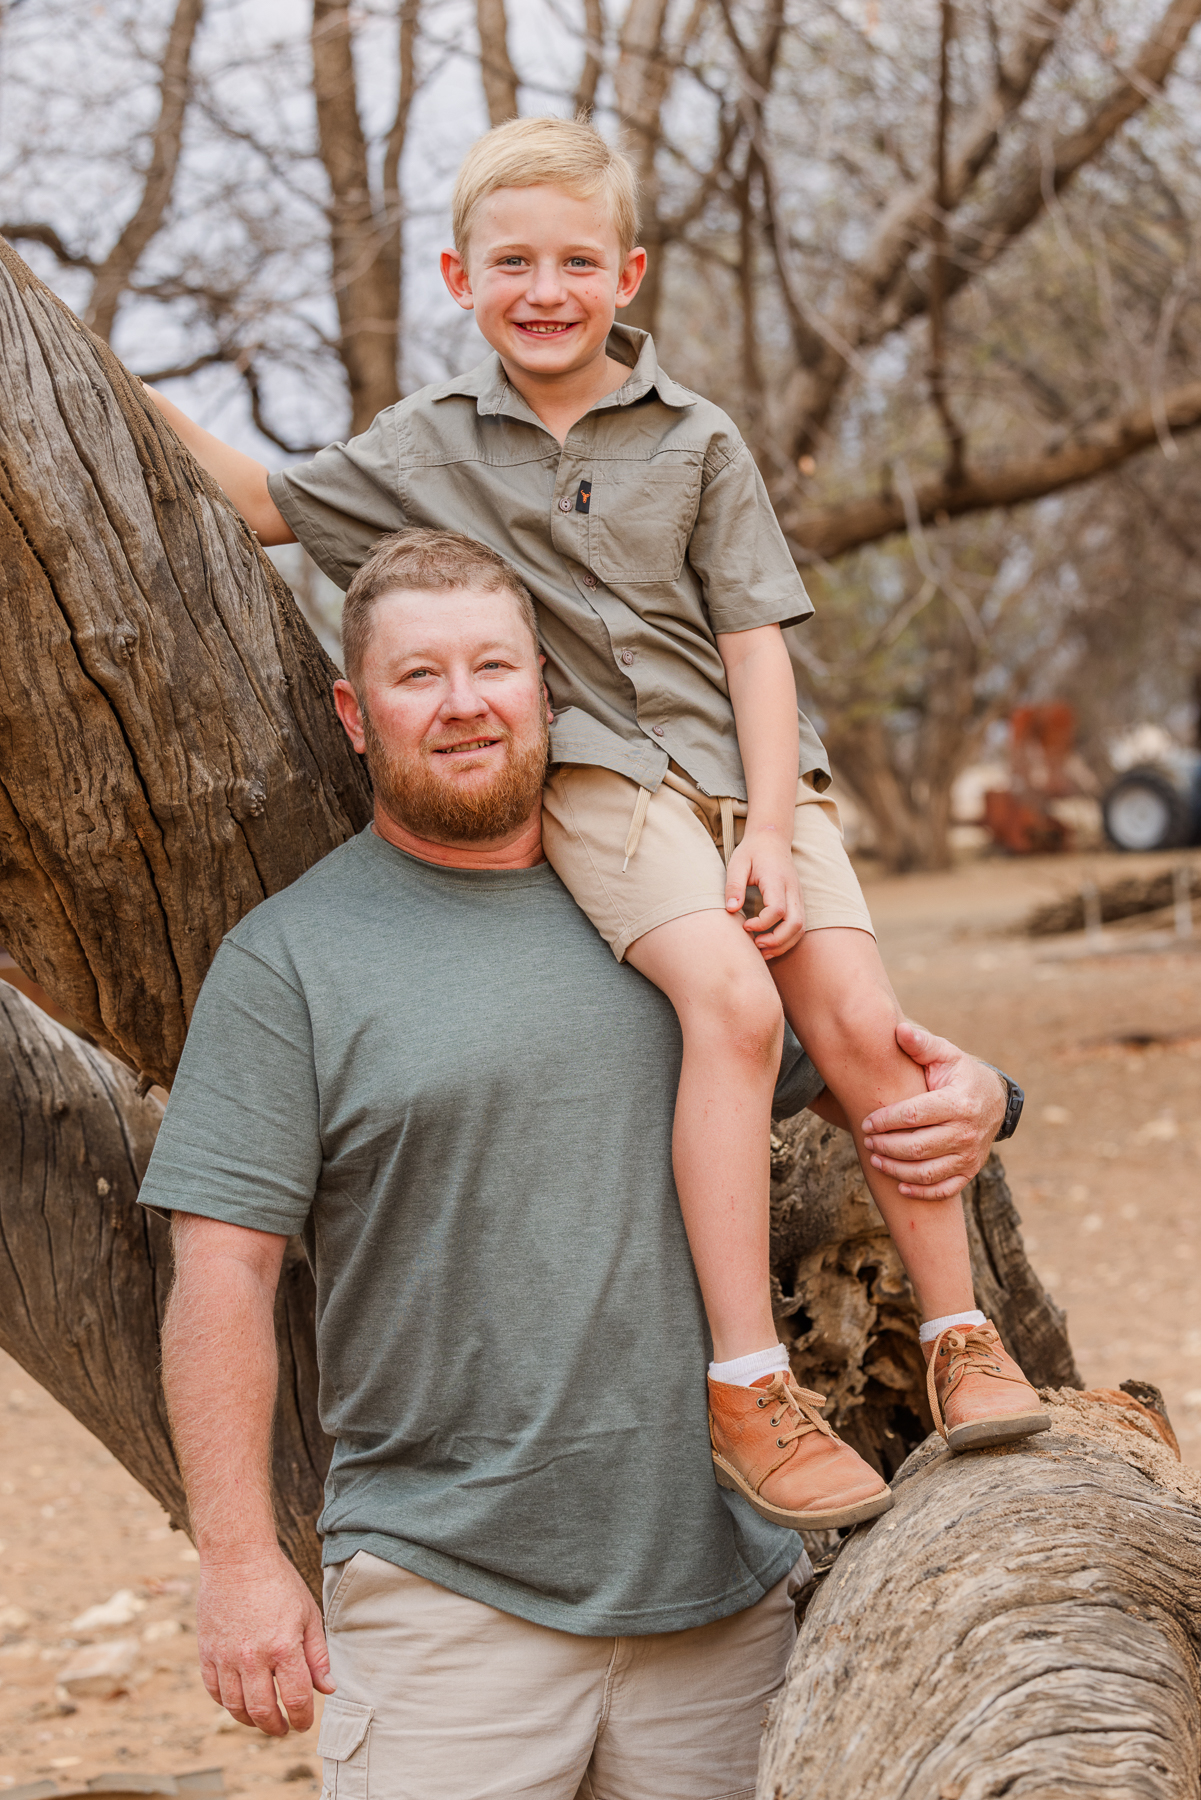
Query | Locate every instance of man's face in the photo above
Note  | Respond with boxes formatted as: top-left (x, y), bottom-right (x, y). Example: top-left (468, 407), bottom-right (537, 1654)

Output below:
top-left (440, 184), bottom-right (645, 382)
top-left (334, 587), bottom-right (549, 846)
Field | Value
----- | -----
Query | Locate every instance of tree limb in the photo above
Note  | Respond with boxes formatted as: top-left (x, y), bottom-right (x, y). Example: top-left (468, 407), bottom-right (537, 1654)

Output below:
top-left (0, 222), bottom-right (96, 271)
top-left (790, 378), bottom-right (1201, 560)
top-left (85, 0), bottom-right (206, 343)
top-left (881, 0), bottom-right (1201, 339)
top-left (311, 0), bottom-right (402, 433)
top-left (575, 0), bottom-right (605, 115)
top-left (476, 0), bottom-right (520, 126)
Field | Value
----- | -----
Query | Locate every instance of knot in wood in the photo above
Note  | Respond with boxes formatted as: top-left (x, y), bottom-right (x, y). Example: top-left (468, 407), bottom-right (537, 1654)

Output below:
top-left (113, 624), bottom-right (139, 659)
top-left (230, 778), bottom-right (267, 821)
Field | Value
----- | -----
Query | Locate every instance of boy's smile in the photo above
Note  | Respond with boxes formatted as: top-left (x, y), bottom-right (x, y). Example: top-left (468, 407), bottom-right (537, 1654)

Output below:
top-left (440, 185), bottom-right (647, 441)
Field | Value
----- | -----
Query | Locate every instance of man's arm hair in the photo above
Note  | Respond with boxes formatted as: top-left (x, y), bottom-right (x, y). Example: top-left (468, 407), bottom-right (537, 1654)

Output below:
top-left (143, 388), bottom-right (296, 546)
top-left (162, 1212), bottom-right (333, 1735)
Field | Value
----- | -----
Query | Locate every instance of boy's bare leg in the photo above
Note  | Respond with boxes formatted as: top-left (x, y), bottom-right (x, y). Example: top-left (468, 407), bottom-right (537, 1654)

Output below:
top-left (767, 926), bottom-right (975, 1319)
top-left (625, 910), bottom-right (784, 1363)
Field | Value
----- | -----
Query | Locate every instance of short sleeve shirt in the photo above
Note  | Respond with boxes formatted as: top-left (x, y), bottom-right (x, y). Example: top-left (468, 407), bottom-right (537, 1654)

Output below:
top-left (137, 832), bottom-right (823, 1635)
top-left (268, 326), bottom-right (830, 802)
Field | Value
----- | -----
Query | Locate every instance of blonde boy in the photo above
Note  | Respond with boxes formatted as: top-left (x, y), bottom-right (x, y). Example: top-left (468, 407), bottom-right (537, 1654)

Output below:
top-left (148, 116), bottom-right (1044, 1531)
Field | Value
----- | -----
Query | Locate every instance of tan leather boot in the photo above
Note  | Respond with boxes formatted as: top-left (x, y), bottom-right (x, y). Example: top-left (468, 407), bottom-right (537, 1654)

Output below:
top-left (924, 1321), bottom-right (1051, 1453)
top-left (709, 1371), bottom-right (893, 1530)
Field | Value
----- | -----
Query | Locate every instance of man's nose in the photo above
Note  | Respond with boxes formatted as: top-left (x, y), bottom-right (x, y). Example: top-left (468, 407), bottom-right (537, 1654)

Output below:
top-left (439, 671), bottom-right (490, 718)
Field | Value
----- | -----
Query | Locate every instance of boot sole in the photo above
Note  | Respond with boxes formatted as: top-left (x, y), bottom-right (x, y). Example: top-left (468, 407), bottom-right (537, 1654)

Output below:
top-left (712, 1453), bottom-right (894, 1530)
top-left (946, 1411), bottom-right (1052, 1454)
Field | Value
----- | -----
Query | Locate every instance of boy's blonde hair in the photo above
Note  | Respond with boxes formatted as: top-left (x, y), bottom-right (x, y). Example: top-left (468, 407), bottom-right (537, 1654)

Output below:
top-left (452, 116), bottom-right (640, 259)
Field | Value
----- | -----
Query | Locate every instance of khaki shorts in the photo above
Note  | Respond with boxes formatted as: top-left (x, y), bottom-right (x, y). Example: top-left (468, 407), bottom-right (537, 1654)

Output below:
top-left (542, 763), bottom-right (874, 962)
top-left (318, 1550), bottom-right (803, 1800)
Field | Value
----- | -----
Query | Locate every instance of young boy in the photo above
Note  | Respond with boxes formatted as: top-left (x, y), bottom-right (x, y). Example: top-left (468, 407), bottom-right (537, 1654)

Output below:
top-left (146, 115), bottom-right (1047, 1530)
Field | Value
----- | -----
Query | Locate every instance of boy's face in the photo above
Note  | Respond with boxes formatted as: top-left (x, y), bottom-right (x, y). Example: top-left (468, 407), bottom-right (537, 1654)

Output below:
top-left (441, 185), bottom-right (646, 382)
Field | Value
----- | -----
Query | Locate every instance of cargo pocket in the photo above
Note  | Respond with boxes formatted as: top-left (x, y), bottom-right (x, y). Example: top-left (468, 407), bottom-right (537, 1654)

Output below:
top-left (319, 1694), bottom-right (374, 1799)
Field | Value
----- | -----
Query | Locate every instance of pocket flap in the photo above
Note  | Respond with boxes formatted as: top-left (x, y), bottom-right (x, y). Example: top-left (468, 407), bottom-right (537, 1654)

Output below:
top-left (318, 1695), bottom-right (374, 1761)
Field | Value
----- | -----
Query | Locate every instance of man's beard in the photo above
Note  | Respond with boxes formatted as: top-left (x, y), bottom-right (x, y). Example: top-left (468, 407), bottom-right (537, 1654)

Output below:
top-left (360, 697), bottom-right (549, 844)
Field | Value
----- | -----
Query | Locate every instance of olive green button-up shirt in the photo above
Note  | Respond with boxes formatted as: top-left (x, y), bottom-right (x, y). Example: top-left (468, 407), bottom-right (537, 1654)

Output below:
top-left (268, 325), bottom-right (830, 801)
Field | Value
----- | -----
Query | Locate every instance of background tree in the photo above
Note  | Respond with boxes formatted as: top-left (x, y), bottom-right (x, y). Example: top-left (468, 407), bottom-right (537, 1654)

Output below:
top-left (6, 0), bottom-right (1201, 868)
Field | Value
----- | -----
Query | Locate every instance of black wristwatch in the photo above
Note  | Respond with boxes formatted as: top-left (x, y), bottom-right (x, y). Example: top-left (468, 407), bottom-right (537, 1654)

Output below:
top-left (981, 1064), bottom-right (1024, 1140)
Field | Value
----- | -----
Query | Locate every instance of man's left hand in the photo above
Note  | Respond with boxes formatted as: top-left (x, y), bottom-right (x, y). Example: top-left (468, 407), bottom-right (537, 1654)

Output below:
top-left (856, 1021), bottom-right (1007, 1199)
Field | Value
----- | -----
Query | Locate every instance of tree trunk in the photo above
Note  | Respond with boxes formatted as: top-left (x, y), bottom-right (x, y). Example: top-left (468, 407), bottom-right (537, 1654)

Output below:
top-left (758, 1388), bottom-right (1201, 1798)
top-left (0, 981), bottom-right (332, 1598)
top-left (311, 0), bottom-right (404, 435)
top-left (0, 236), bottom-right (372, 1091)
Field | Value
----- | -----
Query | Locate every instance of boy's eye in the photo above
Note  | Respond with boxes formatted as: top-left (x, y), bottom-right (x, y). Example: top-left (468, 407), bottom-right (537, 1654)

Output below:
top-left (567, 257), bottom-right (593, 269)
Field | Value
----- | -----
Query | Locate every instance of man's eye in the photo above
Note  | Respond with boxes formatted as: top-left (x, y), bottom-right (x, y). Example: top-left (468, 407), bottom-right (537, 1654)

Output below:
top-left (403, 667), bottom-right (432, 680)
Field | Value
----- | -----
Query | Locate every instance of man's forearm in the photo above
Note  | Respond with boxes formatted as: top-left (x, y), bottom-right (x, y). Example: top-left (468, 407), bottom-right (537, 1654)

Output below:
top-left (162, 1215), bottom-right (286, 1558)
top-left (142, 388), bottom-right (296, 547)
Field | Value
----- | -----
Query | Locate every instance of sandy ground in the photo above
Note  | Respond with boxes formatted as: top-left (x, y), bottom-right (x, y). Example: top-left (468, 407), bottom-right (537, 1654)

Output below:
top-left (1, 843), bottom-right (1198, 1792)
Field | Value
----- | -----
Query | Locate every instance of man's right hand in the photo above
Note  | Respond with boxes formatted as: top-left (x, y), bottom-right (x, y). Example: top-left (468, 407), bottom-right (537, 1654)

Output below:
top-left (197, 1547), bottom-right (335, 1736)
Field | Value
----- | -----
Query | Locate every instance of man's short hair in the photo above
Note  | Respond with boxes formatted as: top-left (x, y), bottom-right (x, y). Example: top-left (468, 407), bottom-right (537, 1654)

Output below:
top-left (341, 528), bottom-right (540, 690)
top-left (452, 116), bottom-right (640, 260)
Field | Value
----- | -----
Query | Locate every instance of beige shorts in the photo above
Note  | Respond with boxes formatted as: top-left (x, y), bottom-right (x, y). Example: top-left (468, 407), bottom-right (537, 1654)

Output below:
top-left (318, 1549), bottom-right (803, 1800)
top-left (542, 763), bottom-right (874, 962)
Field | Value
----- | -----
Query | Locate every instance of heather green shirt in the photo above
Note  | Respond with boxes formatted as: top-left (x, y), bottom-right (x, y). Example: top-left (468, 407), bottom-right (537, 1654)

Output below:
top-left (139, 830), bottom-right (822, 1635)
top-left (268, 326), bottom-right (830, 803)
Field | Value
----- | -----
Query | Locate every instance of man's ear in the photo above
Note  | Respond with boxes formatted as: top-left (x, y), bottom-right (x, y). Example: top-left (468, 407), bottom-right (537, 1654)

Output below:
top-left (440, 248), bottom-right (475, 311)
top-left (615, 246), bottom-right (648, 311)
top-left (333, 678), bottom-right (368, 754)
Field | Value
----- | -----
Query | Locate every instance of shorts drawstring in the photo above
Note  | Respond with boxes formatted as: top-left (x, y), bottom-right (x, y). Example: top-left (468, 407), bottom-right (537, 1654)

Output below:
top-left (718, 796), bottom-right (736, 868)
top-left (622, 786), bottom-right (653, 872)
top-left (623, 784), bottom-right (739, 872)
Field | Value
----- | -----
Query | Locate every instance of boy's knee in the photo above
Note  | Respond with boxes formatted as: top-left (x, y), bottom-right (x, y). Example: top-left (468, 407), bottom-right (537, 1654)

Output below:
top-left (692, 961), bottom-right (784, 1062)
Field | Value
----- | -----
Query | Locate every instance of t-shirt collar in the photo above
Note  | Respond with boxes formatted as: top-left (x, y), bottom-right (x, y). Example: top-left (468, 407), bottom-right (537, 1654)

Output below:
top-left (434, 324), bottom-right (696, 421)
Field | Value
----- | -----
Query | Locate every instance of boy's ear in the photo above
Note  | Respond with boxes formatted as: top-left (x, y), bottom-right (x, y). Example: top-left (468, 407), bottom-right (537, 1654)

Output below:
top-left (615, 246), bottom-right (648, 312)
top-left (441, 248), bottom-right (475, 311)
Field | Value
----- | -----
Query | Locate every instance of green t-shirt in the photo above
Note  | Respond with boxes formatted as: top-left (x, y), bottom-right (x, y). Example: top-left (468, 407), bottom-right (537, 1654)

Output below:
top-left (138, 828), bottom-right (821, 1636)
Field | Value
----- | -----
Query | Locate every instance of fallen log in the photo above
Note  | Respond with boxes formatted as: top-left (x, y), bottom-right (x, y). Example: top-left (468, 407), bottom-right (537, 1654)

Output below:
top-left (0, 980), bottom-right (331, 1597)
top-left (758, 1389), bottom-right (1201, 1799)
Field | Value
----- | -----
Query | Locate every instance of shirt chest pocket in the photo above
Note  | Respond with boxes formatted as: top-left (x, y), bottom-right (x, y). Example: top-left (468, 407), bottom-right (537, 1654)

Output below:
top-left (587, 462), bottom-right (703, 584)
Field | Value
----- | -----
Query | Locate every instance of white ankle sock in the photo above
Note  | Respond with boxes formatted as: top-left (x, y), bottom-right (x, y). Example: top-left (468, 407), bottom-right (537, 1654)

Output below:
top-left (919, 1310), bottom-right (986, 1344)
top-left (708, 1343), bottom-right (790, 1387)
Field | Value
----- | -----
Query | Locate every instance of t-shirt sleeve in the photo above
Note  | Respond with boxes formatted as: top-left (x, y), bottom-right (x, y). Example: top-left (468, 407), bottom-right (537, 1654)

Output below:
top-left (136, 940), bottom-right (322, 1234)
top-left (689, 444), bottom-right (814, 636)
top-left (772, 1027), bottom-right (824, 1121)
top-left (267, 407), bottom-right (406, 590)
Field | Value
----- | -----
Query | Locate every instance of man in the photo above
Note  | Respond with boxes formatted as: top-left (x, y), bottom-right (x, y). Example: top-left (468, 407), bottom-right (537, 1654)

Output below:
top-left (143, 529), bottom-right (1014, 1800)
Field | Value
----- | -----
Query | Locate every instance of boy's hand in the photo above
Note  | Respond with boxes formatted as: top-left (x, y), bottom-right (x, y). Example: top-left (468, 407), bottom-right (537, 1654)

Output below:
top-left (725, 827), bottom-right (805, 959)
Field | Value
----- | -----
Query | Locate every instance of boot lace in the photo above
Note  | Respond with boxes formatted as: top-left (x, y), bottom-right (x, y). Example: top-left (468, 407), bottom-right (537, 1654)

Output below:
top-left (753, 1372), bottom-right (838, 1453)
top-left (925, 1323), bottom-right (1024, 1440)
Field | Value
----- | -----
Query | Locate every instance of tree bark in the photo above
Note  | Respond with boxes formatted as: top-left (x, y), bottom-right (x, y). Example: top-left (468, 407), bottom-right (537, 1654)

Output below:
top-left (0, 982), bottom-right (332, 1599)
top-left (758, 1388), bottom-right (1201, 1798)
top-left (0, 236), bottom-right (372, 1091)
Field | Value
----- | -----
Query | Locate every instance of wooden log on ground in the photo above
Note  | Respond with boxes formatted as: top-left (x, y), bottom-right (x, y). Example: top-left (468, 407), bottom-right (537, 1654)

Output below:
top-left (0, 981), bottom-right (332, 1597)
top-left (0, 236), bottom-right (371, 1091)
top-left (758, 1389), bottom-right (1201, 1799)
top-left (770, 1112), bottom-right (1081, 1482)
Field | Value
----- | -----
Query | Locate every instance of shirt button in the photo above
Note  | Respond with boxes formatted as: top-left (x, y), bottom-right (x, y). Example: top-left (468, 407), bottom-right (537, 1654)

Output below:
top-left (557, 497), bottom-right (572, 512)
top-left (620, 650), bottom-right (635, 666)
top-left (652, 725), bottom-right (665, 737)
top-left (582, 573), bottom-right (598, 589)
